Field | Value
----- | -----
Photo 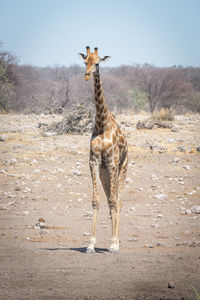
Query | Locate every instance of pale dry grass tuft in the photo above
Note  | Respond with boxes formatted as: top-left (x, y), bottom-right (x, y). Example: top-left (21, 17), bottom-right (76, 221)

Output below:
top-left (152, 108), bottom-right (175, 121)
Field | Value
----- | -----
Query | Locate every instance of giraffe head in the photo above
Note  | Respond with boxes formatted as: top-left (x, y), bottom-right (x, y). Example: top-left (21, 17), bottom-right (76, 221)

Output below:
top-left (79, 46), bottom-right (110, 81)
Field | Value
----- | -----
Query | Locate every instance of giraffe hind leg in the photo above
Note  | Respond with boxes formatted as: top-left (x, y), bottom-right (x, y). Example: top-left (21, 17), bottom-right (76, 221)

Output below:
top-left (100, 166), bottom-right (119, 253)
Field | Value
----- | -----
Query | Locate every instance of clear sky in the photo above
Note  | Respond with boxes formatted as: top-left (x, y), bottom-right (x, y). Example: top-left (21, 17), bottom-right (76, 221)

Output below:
top-left (1, 0), bottom-right (200, 67)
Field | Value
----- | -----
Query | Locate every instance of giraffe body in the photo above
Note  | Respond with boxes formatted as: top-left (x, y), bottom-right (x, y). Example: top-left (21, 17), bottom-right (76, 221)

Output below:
top-left (79, 47), bottom-right (128, 253)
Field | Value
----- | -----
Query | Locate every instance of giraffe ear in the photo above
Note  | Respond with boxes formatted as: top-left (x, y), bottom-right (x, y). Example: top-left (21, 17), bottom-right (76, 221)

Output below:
top-left (78, 53), bottom-right (87, 60)
top-left (99, 56), bottom-right (111, 63)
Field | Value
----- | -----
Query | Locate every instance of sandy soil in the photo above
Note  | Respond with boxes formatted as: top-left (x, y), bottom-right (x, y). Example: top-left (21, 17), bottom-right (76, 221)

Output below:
top-left (0, 113), bottom-right (200, 300)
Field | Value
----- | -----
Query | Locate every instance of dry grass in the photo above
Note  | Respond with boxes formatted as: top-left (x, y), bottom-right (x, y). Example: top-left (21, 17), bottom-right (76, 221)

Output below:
top-left (152, 108), bottom-right (175, 121)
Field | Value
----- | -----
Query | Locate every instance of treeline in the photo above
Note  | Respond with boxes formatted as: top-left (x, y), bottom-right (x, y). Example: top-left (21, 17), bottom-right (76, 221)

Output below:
top-left (1, 44), bottom-right (200, 114)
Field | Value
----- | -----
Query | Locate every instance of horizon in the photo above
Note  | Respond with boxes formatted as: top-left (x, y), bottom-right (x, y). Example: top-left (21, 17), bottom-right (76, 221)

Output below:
top-left (1, 0), bottom-right (200, 68)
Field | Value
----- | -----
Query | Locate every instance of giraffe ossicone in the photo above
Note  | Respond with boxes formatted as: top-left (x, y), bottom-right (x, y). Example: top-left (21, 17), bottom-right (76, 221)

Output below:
top-left (79, 46), bottom-right (128, 253)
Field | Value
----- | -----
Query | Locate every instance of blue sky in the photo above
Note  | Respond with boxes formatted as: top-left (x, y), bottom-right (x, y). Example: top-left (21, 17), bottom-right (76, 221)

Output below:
top-left (1, 0), bottom-right (200, 67)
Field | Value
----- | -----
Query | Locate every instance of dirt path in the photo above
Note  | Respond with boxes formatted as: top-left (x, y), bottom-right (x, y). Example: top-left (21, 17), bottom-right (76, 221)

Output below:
top-left (0, 113), bottom-right (200, 299)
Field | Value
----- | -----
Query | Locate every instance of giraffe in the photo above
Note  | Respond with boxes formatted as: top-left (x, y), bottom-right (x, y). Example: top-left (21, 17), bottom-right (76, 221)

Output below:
top-left (79, 46), bottom-right (128, 253)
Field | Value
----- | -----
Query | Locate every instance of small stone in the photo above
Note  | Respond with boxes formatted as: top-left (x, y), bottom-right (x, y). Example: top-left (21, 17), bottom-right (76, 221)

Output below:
top-left (196, 146), bottom-right (200, 152)
top-left (191, 206), bottom-right (200, 214)
top-left (151, 224), bottom-right (159, 228)
top-left (151, 174), bottom-right (159, 180)
top-left (30, 159), bottom-right (38, 165)
top-left (34, 225), bottom-right (40, 230)
top-left (155, 194), bottom-right (167, 200)
top-left (23, 211), bottom-right (29, 216)
top-left (84, 211), bottom-right (93, 217)
top-left (157, 214), bottom-right (163, 218)
top-left (185, 209), bottom-right (192, 215)
top-left (168, 281), bottom-right (175, 289)
top-left (125, 177), bottom-right (132, 183)
top-left (157, 241), bottom-right (166, 247)
top-left (171, 157), bottom-right (179, 164)
top-left (183, 165), bottom-right (190, 170)
top-left (178, 146), bottom-right (186, 152)
top-left (144, 244), bottom-right (154, 248)
top-left (171, 126), bottom-right (179, 132)
top-left (130, 206), bottom-right (135, 212)
top-left (186, 190), bottom-right (196, 195)
top-left (128, 237), bottom-right (137, 242)
top-left (83, 232), bottom-right (90, 236)
top-left (42, 132), bottom-right (56, 137)
top-left (73, 169), bottom-right (82, 176)
top-left (166, 138), bottom-right (174, 143)
top-left (0, 134), bottom-right (6, 141)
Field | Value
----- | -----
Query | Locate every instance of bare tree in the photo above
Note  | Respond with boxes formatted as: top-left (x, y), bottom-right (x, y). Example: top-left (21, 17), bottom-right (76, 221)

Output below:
top-left (135, 65), bottom-right (192, 113)
top-left (0, 42), bottom-right (17, 111)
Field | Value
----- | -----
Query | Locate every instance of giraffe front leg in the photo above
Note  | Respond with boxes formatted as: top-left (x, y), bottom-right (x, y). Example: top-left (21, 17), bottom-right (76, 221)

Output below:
top-left (108, 166), bottom-right (120, 253)
top-left (87, 158), bottom-right (99, 254)
top-left (109, 209), bottom-right (119, 253)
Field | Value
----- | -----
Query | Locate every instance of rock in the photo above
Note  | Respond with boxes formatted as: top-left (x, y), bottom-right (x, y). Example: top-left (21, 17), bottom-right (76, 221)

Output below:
top-left (130, 206), bottom-right (135, 212)
top-left (159, 146), bottom-right (168, 154)
top-left (196, 146), bottom-right (200, 152)
top-left (171, 157), bottom-right (179, 164)
top-left (185, 209), bottom-right (192, 215)
top-left (157, 214), bottom-right (163, 218)
top-left (168, 281), bottom-right (175, 289)
top-left (186, 190), bottom-right (196, 195)
top-left (30, 159), bottom-right (38, 165)
top-left (171, 126), bottom-right (179, 132)
top-left (125, 177), bottom-right (132, 183)
top-left (155, 194), bottom-right (167, 200)
top-left (23, 211), bottom-right (29, 216)
top-left (0, 134), bottom-right (6, 141)
top-left (42, 132), bottom-right (56, 137)
top-left (191, 206), bottom-right (200, 214)
top-left (151, 174), bottom-right (159, 180)
top-left (157, 241), bottom-right (166, 247)
top-left (73, 169), bottom-right (82, 176)
top-left (178, 146), bottom-right (186, 152)
top-left (183, 165), bottom-right (190, 170)
top-left (128, 237), bottom-right (137, 242)
top-left (35, 218), bottom-right (46, 229)
top-left (84, 211), bottom-right (93, 217)
top-left (151, 224), bottom-right (159, 228)
top-left (144, 244), bottom-right (154, 248)
top-left (166, 138), bottom-right (174, 143)
top-left (34, 225), bottom-right (40, 230)
top-left (83, 232), bottom-right (90, 236)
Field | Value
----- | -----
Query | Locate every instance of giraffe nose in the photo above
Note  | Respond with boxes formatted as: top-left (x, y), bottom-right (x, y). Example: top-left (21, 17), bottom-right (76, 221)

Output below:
top-left (84, 72), bottom-right (90, 76)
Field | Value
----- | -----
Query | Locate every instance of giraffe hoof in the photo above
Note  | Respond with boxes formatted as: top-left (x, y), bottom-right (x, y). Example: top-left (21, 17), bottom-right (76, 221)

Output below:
top-left (86, 248), bottom-right (96, 254)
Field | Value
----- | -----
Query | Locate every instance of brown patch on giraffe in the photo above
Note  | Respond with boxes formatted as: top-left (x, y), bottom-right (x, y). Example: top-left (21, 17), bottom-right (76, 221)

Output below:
top-left (94, 145), bottom-right (101, 152)
top-left (96, 113), bottom-right (101, 120)
top-left (97, 90), bottom-right (102, 98)
top-left (112, 133), bottom-right (117, 144)
top-left (119, 135), bottom-right (125, 144)
top-left (104, 130), bottom-right (111, 139)
top-left (103, 141), bottom-right (112, 150)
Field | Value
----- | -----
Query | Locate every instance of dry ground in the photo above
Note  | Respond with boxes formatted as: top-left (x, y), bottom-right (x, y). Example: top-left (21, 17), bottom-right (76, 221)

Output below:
top-left (0, 112), bottom-right (200, 300)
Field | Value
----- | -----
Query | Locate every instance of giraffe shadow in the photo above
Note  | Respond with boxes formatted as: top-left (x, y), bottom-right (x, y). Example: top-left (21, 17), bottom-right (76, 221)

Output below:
top-left (69, 247), bottom-right (109, 254)
top-left (43, 247), bottom-right (109, 254)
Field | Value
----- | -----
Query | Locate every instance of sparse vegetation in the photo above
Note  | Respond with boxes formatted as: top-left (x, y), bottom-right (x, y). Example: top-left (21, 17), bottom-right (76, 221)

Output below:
top-left (0, 42), bottom-right (200, 114)
top-left (192, 286), bottom-right (200, 300)
top-left (152, 108), bottom-right (175, 121)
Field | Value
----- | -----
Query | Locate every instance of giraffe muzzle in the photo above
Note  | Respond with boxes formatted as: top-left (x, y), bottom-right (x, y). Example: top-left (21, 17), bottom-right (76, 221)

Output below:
top-left (84, 72), bottom-right (91, 81)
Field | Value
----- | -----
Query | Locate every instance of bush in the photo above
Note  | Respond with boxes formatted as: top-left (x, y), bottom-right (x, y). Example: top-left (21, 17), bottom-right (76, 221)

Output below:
top-left (152, 108), bottom-right (175, 121)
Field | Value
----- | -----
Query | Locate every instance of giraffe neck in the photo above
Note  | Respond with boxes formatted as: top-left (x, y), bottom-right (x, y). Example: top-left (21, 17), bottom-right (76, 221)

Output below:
top-left (93, 67), bottom-right (110, 133)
